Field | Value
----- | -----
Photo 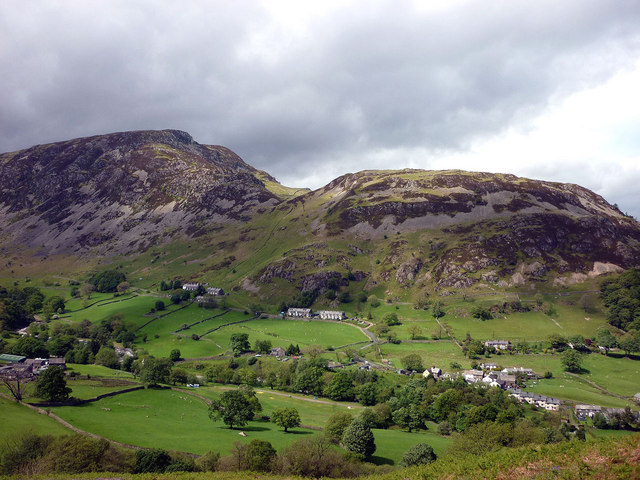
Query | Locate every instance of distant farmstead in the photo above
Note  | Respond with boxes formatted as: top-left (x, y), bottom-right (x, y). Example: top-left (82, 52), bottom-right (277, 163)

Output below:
top-left (317, 310), bottom-right (345, 320)
top-left (485, 340), bottom-right (510, 350)
top-left (207, 287), bottom-right (224, 296)
top-left (271, 347), bottom-right (286, 357)
top-left (574, 404), bottom-right (602, 420)
top-left (287, 308), bottom-right (312, 318)
top-left (182, 283), bottom-right (200, 291)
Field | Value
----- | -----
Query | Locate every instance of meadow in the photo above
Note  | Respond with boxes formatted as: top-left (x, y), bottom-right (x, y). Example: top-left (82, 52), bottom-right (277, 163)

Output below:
top-left (0, 395), bottom-right (71, 443)
top-left (49, 387), bottom-right (450, 464)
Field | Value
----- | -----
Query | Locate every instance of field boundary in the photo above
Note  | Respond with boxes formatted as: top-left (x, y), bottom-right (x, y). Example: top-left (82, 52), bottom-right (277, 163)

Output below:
top-left (27, 385), bottom-right (146, 407)
top-left (64, 294), bottom-right (139, 314)
top-left (174, 309), bottom-right (230, 333)
top-left (0, 391), bottom-right (145, 451)
top-left (198, 314), bottom-right (260, 338)
top-left (136, 301), bottom-right (193, 330)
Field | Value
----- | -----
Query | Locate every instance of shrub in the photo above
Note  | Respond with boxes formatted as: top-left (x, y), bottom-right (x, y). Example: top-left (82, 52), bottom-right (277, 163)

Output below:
top-left (400, 443), bottom-right (437, 467)
top-left (196, 451), bottom-right (220, 471)
top-left (165, 458), bottom-right (196, 472)
top-left (383, 312), bottom-right (400, 326)
top-left (135, 448), bottom-right (172, 473)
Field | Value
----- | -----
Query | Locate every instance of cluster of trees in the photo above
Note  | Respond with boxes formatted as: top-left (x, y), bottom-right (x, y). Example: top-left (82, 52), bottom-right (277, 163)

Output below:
top-left (601, 268), bottom-right (640, 332)
top-left (159, 279), bottom-right (182, 291)
top-left (89, 270), bottom-right (127, 293)
top-left (551, 328), bottom-right (640, 357)
top-left (206, 386), bottom-right (435, 475)
top-left (205, 356), bottom-right (384, 405)
top-left (0, 433), bottom-right (134, 475)
top-left (7, 313), bottom-right (138, 367)
top-left (228, 333), bottom-right (300, 358)
top-left (0, 285), bottom-right (67, 332)
top-left (592, 407), bottom-right (639, 431)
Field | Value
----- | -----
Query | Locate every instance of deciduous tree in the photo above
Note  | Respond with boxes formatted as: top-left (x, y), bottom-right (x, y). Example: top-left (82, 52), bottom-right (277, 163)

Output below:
top-left (36, 366), bottom-right (71, 402)
top-left (561, 349), bottom-right (583, 373)
top-left (271, 407), bottom-right (301, 432)
top-left (230, 333), bottom-right (250, 357)
top-left (341, 419), bottom-right (376, 458)
top-left (209, 387), bottom-right (262, 429)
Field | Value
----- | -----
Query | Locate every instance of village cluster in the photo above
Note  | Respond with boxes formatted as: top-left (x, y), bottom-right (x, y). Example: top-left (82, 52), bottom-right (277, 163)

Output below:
top-left (0, 353), bottom-right (67, 381)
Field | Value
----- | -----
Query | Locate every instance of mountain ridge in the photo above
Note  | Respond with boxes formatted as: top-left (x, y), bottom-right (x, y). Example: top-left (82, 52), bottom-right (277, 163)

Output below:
top-left (1, 129), bottom-right (639, 301)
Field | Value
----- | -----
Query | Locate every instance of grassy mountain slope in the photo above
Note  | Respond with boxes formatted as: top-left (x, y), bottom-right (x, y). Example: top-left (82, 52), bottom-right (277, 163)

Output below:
top-left (1, 131), bottom-right (640, 306)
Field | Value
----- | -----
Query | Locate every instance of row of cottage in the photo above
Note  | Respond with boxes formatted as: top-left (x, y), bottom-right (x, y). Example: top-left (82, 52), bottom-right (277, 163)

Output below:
top-left (506, 388), bottom-right (561, 411)
top-left (286, 308), bottom-right (345, 320)
top-left (182, 283), bottom-right (225, 295)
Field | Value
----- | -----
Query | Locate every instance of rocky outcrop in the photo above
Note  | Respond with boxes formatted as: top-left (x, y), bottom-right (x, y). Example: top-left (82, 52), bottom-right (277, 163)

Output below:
top-left (299, 271), bottom-right (342, 293)
top-left (258, 260), bottom-right (297, 284)
top-left (396, 258), bottom-right (422, 285)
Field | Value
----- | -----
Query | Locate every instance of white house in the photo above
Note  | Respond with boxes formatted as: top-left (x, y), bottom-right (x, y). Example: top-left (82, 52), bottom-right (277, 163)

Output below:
top-left (423, 366), bottom-right (442, 379)
top-left (575, 404), bottom-right (602, 420)
top-left (485, 340), bottom-right (510, 350)
top-left (502, 367), bottom-right (536, 379)
top-left (287, 308), bottom-right (312, 318)
top-left (317, 310), bottom-right (345, 320)
top-left (182, 283), bottom-right (200, 291)
top-left (207, 287), bottom-right (224, 296)
top-left (480, 362), bottom-right (499, 370)
top-left (462, 369), bottom-right (484, 383)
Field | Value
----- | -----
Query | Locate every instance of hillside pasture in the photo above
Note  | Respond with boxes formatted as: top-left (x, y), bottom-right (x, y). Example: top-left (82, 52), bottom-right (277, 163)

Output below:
top-left (0, 396), bottom-right (71, 442)
top-left (372, 425), bottom-right (452, 465)
top-left (49, 386), bottom-right (450, 464)
top-left (375, 341), bottom-right (466, 369)
top-left (441, 299), bottom-right (608, 342)
top-left (526, 376), bottom-right (635, 409)
top-left (194, 385), bottom-right (362, 428)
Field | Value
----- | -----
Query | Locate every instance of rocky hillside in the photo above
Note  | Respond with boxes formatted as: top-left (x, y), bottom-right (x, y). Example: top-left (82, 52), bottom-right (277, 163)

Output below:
top-left (267, 169), bottom-right (640, 291)
top-left (1, 130), bottom-right (640, 297)
top-left (0, 130), bottom-right (282, 255)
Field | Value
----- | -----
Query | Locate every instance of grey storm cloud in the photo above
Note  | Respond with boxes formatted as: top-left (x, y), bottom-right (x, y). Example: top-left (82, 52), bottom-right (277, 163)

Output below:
top-left (1, 0), bottom-right (640, 214)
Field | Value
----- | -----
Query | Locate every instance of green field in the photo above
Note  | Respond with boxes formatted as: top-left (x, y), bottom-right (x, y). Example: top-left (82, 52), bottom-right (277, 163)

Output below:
top-left (0, 396), bottom-right (71, 442)
top-left (372, 425), bottom-right (452, 465)
top-left (375, 341), bottom-right (466, 369)
top-left (194, 384), bottom-right (363, 428)
top-left (138, 313), bottom-right (370, 358)
top-left (49, 387), bottom-right (444, 464)
top-left (527, 376), bottom-right (635, 409)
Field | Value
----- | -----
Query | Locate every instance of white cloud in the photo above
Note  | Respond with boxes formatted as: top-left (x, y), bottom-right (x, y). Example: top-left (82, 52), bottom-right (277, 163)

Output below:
top-left (1, 0), bottom-right (640, 216)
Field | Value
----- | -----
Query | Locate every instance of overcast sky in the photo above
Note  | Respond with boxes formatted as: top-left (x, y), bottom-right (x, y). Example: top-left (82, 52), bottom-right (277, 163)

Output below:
top-left (2, 1), bottom-right (640, 216)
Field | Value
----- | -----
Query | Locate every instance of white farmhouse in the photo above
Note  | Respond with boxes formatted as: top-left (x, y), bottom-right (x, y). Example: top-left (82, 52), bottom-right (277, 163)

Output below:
top-left (317, 310), bottom-right (345, 320)
top-left (287, 308), bottom-right (312, 318)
